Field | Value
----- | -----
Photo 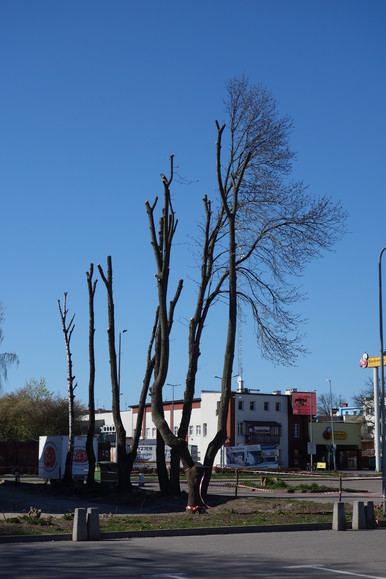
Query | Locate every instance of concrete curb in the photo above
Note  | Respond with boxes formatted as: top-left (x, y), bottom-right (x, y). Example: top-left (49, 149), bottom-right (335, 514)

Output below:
top-left (0, 522), bottom-right (333, 543)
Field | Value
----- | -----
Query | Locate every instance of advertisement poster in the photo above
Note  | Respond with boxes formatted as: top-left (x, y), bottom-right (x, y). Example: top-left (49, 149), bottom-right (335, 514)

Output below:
top-left (38, 435), bottom-right (97, 480)
top-left (292, 392), bottom-right (317, 416)
top-left (225, 444), bottom-right (278, 469)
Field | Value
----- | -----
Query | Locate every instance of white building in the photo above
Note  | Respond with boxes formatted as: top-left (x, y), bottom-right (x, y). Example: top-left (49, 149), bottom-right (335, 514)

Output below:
top-left (92, 383), bottom-right (290, 467)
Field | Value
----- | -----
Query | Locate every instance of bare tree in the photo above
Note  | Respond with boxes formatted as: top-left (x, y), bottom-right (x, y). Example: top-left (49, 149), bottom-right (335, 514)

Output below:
top-left (198, 78), bottom-right (346, 499)
top-left (58, 292), bottom-right (77, 485)
top-left (0, 303), bottom-right (19, 390)
top-left (145, 156), bottom-right (202, 500)
top-left (86, 264), bottom-right (97, 486)
top-left (352, 379), bottom-right (374, 408)
top-left (317, 392), bottom-right (342, 416)
top-left (145, 78), bottom-right (346, 510)
top-left (98, 256), bottom-right (129, 490)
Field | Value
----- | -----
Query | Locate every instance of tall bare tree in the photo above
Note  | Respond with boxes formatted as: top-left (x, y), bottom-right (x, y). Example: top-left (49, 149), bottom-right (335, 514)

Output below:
top-left (58, 292), bottom-right (77, 485)
top-left (201, 77), bottom-right (346, 496)
top-left (145, 156), bottom-right (205, 500)
top-left (152, 77), bottom-right (346, 510)
top-left (86, 264), bottom-right (97, 486)
top-left (98, 256), bottom-right (129, 490)
top-left (0, 303), bottom-right (19, 390)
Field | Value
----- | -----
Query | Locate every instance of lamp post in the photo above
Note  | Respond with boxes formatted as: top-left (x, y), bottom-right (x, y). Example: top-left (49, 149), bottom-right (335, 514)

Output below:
top-left (326, 379), bottom-right (336, 470)
top-left (118, 329), bottom-right (127, 396)
top-left (166, 383), bottom-right (180, 433)
top-left (379, 247), bottom-right (386, 514)
top-left (309, 390), bottom-right (316, 471)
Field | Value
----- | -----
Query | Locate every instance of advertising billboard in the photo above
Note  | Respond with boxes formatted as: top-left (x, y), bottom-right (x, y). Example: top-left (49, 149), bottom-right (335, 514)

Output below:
top-left (38, 435), bottom-right (97, 480)
top-left (225, 444), bottom-right (278, 469)
top-left (292, 392), bottom-right (317, 416)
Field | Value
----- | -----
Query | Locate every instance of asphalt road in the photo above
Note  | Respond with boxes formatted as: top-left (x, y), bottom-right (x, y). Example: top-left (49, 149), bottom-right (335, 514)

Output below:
top-left (1, 528), bottom-right (386, 578)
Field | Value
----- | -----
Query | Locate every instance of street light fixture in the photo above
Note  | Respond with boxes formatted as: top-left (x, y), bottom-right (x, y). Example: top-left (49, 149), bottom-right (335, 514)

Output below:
top-left (379, 247), bottom-right (386, 514)
top-left (326, 379), bottom-right (336, 470)
top-left (166, 383), bottom-right (180, 433)
top-left (309, 390), bottom-right (316, 471)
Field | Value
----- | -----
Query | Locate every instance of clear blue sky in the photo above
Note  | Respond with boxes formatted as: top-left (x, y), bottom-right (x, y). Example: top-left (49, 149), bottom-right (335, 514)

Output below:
top-left (1, 0), bottom-right (385, 410)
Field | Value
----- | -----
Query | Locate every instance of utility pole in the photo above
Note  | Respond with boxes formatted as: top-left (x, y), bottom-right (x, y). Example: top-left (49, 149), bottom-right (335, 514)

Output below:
top-left (327, 378), bottom-right (336, 470)
top-left (379, 247), bottom-right (386, 514)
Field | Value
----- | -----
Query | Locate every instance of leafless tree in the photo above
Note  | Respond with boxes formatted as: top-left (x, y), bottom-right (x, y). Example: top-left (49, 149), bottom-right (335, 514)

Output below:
top-left (145, 77), bottom-right (346, 510)
top-left (198, 78), bottom-right (346, 500)
top-left (352, 378), bottom-right (374, 408)
top-left (317, 392), bottom-right (342, 416)
top-left (58, 292), bottom-right (77, 485)
top-left (145, 156), bottom-right (204, 500)
top-left (167, 77), bottom-right (346, 508)
top-left (86, 264), bottom-right (97, 486)
top-left (0, 303), bottom-right (19, 390)
top-left (98, 256), bottom-right (129, 490)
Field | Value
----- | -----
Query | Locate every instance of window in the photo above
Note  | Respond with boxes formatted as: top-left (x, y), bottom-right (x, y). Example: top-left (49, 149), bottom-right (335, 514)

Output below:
top-left (173, 426), bottom-right (178, 435)
top-left (196, 425), bottom-right (201, 436)
top-left (238, 400), bottom-right (244, 411)
top-left (293, 423), bottom-right (300, 438)
top-left (152, 427), bottom-right (156, 438)
top-left (189, 425), bottom-right (194, 436)
top-left (250, 401), bottom-right (255, 411)
top-left (237, 422), bottom-right (244, 435)
top-left (203, 423), bottom-right (207, 437)
top-left (275, 402), bottom-right (281, 412)
top-left (264, 401), bottom-right (269, 411)
top-left (216, 401), bottom-right (220, 416)
top-left (146, 428), bottom-right (150, 438)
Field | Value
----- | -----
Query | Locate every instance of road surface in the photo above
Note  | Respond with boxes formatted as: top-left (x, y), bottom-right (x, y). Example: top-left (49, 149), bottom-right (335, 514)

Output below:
top-left (1, 528), bottom-right (386, 578)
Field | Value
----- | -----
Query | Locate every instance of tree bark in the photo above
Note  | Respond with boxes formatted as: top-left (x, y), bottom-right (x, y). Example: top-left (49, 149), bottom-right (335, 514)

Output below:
top-left (58, 293), bottom-right (76, 486)
top-left (98, 256), bottom-right (129, 490)
top-left (86, 264), bottom-right (97, 487)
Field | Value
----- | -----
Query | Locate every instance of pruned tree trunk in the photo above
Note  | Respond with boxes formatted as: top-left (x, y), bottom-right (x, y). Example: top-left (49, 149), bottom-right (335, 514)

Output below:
top-left (126, 309), bottom-right (158, 486)
top-left (58, 292), bottom-right (77, 486)
top-left (86, 264), bottom-right (97, 487)
top-left (98, 256), bottom-right (129, 490)
top-left (146, 157), bottom-right (193, 498)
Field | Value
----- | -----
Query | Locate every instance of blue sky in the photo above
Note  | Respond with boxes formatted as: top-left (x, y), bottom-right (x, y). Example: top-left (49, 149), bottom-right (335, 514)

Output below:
top-left (0, 0), bottom-right (385, 410)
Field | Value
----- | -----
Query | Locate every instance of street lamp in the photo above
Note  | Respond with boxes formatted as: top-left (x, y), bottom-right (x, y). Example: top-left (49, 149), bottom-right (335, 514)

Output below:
top-left (326, 379), bottom-right (336, 470)
top-left (309, 390), bottom-right (316, 471)
top-left (166, 383), bottom-right (180, 433)
top-left (379, 247), bottom-right (386, 514)
top-left (118, 329), bottom-right (127, 396)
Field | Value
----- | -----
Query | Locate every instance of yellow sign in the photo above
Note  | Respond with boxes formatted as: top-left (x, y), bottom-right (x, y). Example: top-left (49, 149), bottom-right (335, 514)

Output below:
top-left (334, 431), bottom-right (348, 441)
top-left (367, 356), bottom-right (386, 368)
top-left (317, 462), bottom-right (326, 470)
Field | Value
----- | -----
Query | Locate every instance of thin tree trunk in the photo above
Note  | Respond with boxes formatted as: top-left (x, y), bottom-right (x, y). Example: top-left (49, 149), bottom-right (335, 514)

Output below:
top-left (86, 264), bottom-right (97, 487)
top-left (58, 293), bottom-right (76, 486)
top-left (98, 256), bottom-right (129, 490)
